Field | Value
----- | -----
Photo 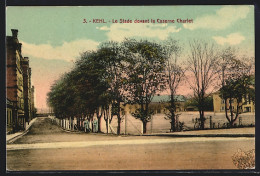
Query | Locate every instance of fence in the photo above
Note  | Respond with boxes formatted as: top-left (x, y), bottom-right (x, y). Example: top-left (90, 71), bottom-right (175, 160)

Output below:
top-left (49, 111), bottom-right (255, 135)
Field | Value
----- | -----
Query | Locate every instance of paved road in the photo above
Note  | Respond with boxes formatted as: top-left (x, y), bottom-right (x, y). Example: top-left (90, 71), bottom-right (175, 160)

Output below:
top-left (6, 117), bottom-right (255, 171)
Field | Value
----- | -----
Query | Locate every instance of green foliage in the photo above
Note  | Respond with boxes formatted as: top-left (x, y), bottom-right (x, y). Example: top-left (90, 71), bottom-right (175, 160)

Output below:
top-left (122, 39), bottom-right (167, 133)
top-left (47, 38), bottom-right (167, 134)
top-left (162, 39), bottom-right (185, 132)
top-left (47, 37), bottom-right (255, 134)
top-left (131, 108), bottom-right (154, 123)
top-left (47, 50), bottom-right (109, 119)
top-left (185, 96), bottom-right (213, 111)
top-left (220, 48), bottom-right (255, 127)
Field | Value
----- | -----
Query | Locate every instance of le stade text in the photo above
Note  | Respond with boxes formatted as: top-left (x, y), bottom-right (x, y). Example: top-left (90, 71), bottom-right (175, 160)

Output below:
top-left (86, 18), bottom-right (193, 23)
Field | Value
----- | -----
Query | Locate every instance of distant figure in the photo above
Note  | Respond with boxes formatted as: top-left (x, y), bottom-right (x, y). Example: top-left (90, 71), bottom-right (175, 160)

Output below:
top-left (93, 119), bottom-right (98, 133)
top-left (49, 115), bottom-right (54, 124)
top-left (74, 122), bottom-right (78, 130)
top-left (83, 119), bottom-right (90, 133)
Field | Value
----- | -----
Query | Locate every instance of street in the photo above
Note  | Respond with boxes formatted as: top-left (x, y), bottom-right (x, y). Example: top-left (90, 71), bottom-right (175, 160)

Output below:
top-left (7, 117), bottom-right (255, 170)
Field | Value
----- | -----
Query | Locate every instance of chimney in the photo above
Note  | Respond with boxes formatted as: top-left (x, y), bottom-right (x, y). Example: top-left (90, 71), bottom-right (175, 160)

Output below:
top-left (11, 29), bottom-right (18, 38)
top-left (23, 57), bottom-right (29, 65)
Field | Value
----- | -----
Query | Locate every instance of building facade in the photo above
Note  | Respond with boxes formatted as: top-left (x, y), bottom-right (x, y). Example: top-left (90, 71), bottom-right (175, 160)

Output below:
top-left (6, 29), bottom-right (35, 133)
top-left (6, 99), bottom-right (14, 133)
top-left (122, 95), bottom-right (187, 115)
top-left (213, 91), bottom-right (255, 113)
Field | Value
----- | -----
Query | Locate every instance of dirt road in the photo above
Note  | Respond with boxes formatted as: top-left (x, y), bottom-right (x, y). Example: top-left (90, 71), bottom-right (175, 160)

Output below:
top-left (7, 117), bottom-right (255, 171)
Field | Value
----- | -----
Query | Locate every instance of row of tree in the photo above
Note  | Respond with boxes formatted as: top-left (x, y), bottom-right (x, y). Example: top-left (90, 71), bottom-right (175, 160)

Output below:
top-left (47, 38), bottom-right (255, 134)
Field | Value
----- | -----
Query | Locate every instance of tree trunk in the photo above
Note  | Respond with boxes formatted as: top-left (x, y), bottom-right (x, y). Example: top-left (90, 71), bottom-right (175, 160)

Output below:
top-left (117, 117), bottom-right (121, 135)
top-left (199, 110), bottom-right (205, 130)
top-left (224, 98), bottom-right (231, 123)
top-left (229, 120), bottom-right (234, 127)
top-left (170, 94), bottom-right (176, 132)
top-left (106, 119), bottom-right (109, 134)
top-left (171, 116), bottom-right (176, 132)
top-left (143, 121), bottom-right (147, 134)
top-left (117, 100), bottom-right (121, 135)
top-left (104, 108), bottom-right (109, 134)
top-left (96, 108), bottom-right (102, 133)
top-left (97, 116), bottom-right (101, 132)
top-left (77, 116), bottom-right (80, 130)
top-left (229, 98), bottom-right (234, 125)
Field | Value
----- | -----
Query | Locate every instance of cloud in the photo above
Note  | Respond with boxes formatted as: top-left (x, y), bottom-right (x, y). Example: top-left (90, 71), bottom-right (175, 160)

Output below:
top-left (21, 39), bottom-right (100, 62)
top-left (212, 33), bottom-right (245, 45)
top-left (96, 26), bottom-right (110, 31)
top-left (97, 23), bottom-right (181, 42)
top-left (183, 6), bottom-right (250, 30)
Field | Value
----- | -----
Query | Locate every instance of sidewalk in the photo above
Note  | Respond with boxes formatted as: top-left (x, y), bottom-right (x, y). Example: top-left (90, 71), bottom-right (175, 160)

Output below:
top-left (7, 137), bottom-right (253, 151)
top-left (6, 118), bottom-right (37, 143)
top-left (60, 125), bottom-right (255, 138)
top-left (144, 127), bottom-right (255, 137)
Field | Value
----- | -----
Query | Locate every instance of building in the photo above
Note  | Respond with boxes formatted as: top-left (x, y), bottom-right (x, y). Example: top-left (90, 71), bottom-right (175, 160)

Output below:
top-left (242, 94), bottom-right (255, 112)
top-left (123, 95), bottom-right (187, 114)
top-left (6, 29), bottom-right (35, 133)
top-left (21, 57), bottom-right (32, 122)
top-left (213, 91), bottom-right (255, 113)
top-left (6, 99), bottom-right (14, 133)
top-left (31, 85), bottom-right (36, 118)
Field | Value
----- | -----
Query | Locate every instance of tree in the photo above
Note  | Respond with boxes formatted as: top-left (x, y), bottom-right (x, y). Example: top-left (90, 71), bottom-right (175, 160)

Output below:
top-left (74, 51), bottom-right (109, 132)
top-left (185, 96), bottom-right (213, 111)
top-left (48, 50), bottom-right (109, 132)
top-left (98, 41), bottom-right (126, 135)
top-left (220, 75), bottom-right (255, 127)
top-left (48, 42), bottom-right (127, 134)
top-left (162, 38), bottom-right (185, 132)
top-left (219, 48), bottom-right (255, 127)
top-left (47, 73), bottom-right (77, 120)
top-left (99, 92), bottom-right (114, 134)
top-left (187, 41), bottom-right (219, 129)
top-left (123, 39), bottom-right (166, 134)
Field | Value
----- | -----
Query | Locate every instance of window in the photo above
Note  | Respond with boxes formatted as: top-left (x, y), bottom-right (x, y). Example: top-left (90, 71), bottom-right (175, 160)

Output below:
top-left (221, 106), bottom-right (225, 111)
top-left (221, 99), bottom-right (225, 104)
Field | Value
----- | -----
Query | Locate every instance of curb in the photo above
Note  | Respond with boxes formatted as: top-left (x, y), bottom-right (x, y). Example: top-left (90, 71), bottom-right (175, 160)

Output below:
top-left (61, 128), bottom-right (84, 134)
top-left (6, 118), bottom-right (37, 144)
top-left (60, 128), bottom-right (106, 135)
top-left (142, 134), bottom-right (255, 138)
top-left (7, 130), bottom-right (30, 144)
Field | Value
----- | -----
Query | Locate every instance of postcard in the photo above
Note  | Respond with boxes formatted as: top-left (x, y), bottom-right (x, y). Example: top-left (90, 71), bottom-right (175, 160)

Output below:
top-left (6, 5), bottom-right (255, 171)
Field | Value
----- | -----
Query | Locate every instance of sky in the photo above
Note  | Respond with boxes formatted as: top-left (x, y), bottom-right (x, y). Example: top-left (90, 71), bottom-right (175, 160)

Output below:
top-left (6, 5), bottom-right (255, 111)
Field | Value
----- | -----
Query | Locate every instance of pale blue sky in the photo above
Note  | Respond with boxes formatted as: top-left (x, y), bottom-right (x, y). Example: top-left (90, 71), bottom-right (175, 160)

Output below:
top-left (6, 5), bottom-right (255, 110)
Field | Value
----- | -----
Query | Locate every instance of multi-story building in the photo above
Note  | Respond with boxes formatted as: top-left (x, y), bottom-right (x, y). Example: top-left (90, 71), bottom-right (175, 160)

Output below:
top-left (21, 57), bottom-right (32, 123)
top-left (31, 85), bottom-right (36, 118)
top-left (6, 29), bottom-right (35, 133)
top-left (213, 91), bottom-right (255, 113)
top-left (241, 95), bottom-right (255, 113)
top-left (6, 99), bottom-right (14, 133)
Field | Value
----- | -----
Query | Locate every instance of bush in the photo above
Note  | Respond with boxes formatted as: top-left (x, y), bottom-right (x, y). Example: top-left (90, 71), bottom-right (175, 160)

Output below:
top-left (232, 149), bottom-right (255, 169)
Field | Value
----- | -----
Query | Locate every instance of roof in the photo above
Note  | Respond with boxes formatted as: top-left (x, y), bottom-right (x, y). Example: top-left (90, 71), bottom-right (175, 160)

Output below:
top-left (151, 95), bottom-right (186, 103)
